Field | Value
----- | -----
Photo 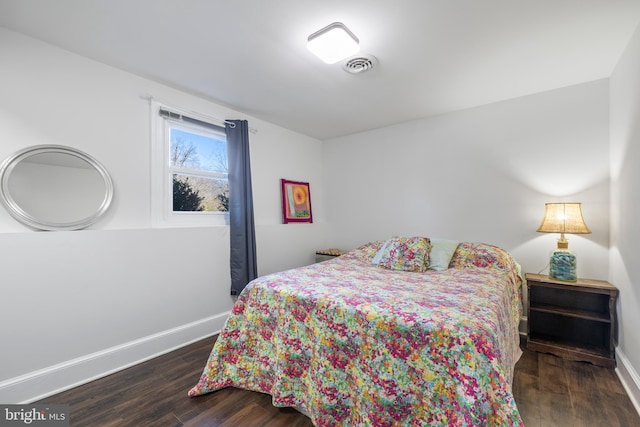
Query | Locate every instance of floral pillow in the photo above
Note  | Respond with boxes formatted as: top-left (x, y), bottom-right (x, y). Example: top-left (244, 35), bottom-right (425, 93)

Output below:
top-left (348, 240), bottom-right (385, 262)
top-left (449, 242), bottom-right (520, 277)
top-left (374, 236), bottom-right (431, 272)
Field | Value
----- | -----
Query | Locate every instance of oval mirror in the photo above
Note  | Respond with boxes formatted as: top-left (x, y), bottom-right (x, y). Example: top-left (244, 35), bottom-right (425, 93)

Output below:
top-left (0, 145), bottom-right (114, 231)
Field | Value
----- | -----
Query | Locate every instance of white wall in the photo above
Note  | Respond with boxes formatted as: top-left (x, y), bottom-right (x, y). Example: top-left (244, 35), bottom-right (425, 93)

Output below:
top-left (610, 22), bottom-right (640, 410)
top-left (323, 80), bottom-right (610, 280)
top-left (0, 28), bottom-right (326, 402)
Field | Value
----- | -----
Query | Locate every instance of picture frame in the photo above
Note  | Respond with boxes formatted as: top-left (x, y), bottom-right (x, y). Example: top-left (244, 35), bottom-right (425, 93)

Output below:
top-left (281, 179), bottom-right (313, 223)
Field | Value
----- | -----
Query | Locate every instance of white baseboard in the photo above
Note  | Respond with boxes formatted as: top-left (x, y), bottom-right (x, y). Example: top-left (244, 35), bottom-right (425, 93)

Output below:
top-left (0, 312), bottom-right (229, 404)
top-left (519, 315), bottom-right (527, 336)
top-left (615, 347), bottom-right (640, 417)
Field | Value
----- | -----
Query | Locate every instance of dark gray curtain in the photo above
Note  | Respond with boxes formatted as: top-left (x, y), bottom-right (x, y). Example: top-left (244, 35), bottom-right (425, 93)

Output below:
top-left (226, 120), bottom-right (257, 295)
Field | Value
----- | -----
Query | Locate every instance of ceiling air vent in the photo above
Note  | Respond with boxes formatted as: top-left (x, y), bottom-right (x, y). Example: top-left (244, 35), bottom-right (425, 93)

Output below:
top-left (342, 54), bottom-right (378, 74)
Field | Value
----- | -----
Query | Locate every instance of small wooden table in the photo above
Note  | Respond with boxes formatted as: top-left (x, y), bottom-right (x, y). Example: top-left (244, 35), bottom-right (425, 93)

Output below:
top-left (526, 273), bottom-right (618, 368)
top-left (315, 248), bottom-right (346, 263)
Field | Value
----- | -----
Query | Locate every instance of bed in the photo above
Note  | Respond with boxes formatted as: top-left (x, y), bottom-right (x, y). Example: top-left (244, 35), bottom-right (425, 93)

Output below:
top-left (189, 238), bottom-right (524, 426)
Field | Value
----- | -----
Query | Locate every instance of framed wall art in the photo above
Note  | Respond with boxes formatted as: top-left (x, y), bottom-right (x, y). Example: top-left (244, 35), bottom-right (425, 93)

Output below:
top-left (281, 179), bottom-right (312, 223)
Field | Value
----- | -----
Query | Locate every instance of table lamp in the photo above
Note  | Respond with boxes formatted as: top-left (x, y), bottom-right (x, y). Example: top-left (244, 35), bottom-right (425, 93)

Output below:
top-left (537, 202), bottom-right (591, 282)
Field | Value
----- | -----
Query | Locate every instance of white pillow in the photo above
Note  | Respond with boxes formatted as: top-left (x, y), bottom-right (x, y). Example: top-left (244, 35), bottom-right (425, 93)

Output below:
top-left (428, 238), bottom-right (459, 271)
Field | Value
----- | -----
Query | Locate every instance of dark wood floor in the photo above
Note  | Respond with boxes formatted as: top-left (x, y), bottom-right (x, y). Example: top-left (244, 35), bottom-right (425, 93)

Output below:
top-left (37, 336), bottom-right (640, 426)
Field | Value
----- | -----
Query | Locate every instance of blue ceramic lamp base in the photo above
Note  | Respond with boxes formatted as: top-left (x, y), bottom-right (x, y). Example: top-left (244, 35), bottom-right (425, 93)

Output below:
top-left (549, 249), bottom-right (577, 282)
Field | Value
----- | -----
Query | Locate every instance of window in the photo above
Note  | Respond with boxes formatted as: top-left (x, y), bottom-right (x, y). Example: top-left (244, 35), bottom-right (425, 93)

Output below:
top-left (151, 102), bottom-right (229, 226)
top-left (169, 124), bottom-right (228, 213)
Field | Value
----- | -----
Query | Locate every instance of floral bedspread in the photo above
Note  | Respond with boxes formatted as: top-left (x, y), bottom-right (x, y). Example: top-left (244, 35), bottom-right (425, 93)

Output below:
top-left (189, 242), bottom-right (524, 426)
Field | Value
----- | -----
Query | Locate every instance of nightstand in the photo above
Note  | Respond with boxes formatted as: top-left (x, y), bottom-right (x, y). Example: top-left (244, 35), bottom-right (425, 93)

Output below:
top-left (315, 248), bottom-right (346, 263)
top-left (526, 273), bottom-right (618, 368)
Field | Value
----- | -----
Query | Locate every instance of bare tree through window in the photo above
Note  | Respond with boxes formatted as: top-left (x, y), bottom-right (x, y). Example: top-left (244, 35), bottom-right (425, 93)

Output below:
top-left (170, 129), bottom-right (228, 212)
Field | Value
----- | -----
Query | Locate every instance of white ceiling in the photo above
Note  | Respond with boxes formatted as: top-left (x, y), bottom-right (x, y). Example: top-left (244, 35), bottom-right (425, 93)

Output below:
top-left (1, 0), bottom-right (639, 140)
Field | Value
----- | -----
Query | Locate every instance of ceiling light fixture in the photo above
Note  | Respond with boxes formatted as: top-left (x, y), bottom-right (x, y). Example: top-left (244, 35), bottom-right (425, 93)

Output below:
top-left (307, 22), bottom-right (359, 64)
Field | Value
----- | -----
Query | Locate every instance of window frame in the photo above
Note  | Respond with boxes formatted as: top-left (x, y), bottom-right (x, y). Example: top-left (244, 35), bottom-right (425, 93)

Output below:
top-left (151, 101), bottom-right (229, 227)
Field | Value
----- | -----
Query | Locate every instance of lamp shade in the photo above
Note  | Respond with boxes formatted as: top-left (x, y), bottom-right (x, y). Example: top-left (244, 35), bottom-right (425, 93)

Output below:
top-left (307, 22), bottom-right (359, 64)
top-left (537, 203), bottom-right (591, 236)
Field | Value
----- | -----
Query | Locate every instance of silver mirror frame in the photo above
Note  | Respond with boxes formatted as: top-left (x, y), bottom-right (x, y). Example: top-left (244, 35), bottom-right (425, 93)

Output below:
top-left (0, 145), bottom-right (114, 231)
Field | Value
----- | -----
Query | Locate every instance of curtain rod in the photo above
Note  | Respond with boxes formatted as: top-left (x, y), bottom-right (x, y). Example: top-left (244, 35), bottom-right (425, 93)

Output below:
top-left (159, 108), bottom-right (232, 131)
top-left (142, 94), bottom-right (258, 134)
